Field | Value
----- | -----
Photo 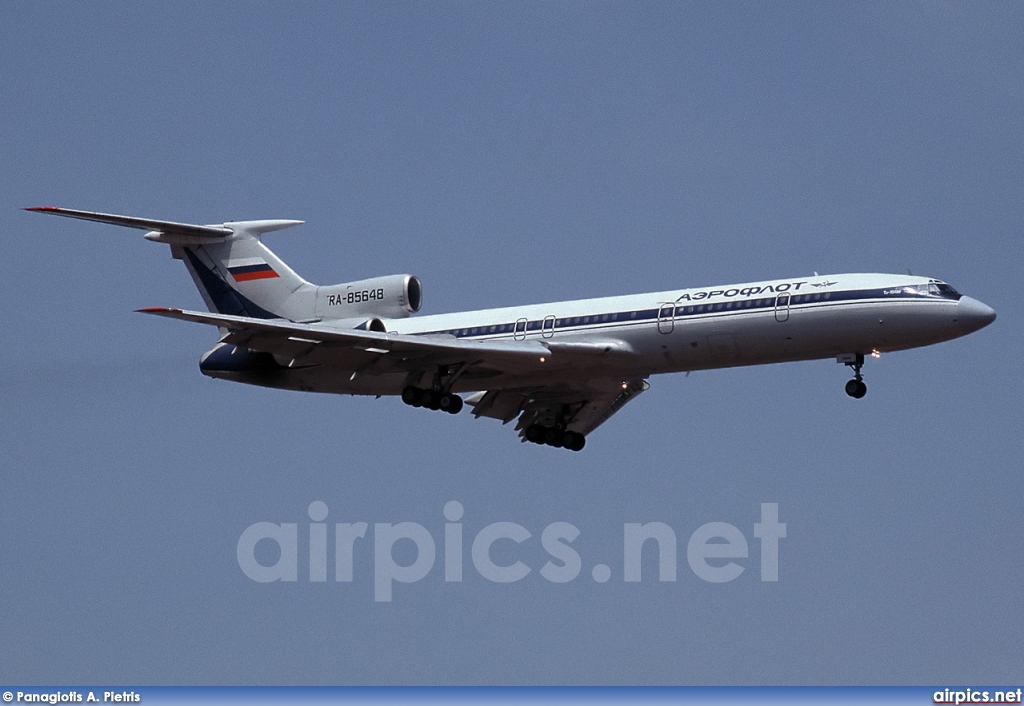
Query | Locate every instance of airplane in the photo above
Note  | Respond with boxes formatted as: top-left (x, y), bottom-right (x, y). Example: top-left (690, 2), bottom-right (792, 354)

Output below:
top-left (27, 206), bottom-right (996, 451)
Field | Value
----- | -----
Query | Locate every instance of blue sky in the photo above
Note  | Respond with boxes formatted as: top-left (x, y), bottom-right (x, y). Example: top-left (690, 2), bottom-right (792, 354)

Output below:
top-left (1, 2), bottom-right (1021, 685)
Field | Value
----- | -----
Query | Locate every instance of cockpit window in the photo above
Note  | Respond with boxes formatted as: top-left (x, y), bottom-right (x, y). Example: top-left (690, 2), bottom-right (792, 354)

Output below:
top-left (902, 283), bottom-right (962, 300)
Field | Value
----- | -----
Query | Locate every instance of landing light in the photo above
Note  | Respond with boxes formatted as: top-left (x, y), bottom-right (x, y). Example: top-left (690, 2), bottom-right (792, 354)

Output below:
top-left (871, 349), bottom-right (881, 359)
top-left (539, 357), bottom-right (546, 363)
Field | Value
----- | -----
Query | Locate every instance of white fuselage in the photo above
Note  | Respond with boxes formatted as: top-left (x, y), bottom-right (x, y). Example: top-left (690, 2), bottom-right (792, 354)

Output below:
top-left (271, 272), bottom-right (994, 396)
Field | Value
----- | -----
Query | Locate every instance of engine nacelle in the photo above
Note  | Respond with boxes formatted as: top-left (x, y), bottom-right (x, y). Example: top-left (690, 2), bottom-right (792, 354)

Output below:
top-left (316, 274), bottom-right (422, 320)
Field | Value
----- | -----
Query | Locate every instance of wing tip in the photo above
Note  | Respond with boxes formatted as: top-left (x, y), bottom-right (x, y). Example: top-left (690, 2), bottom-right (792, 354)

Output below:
top-left (25, 206), bottom-right (60, 212)
top-left (136, 307), bottom-right (181, 314)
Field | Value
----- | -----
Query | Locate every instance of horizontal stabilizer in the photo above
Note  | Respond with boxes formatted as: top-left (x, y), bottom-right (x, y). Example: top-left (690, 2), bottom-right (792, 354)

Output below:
top-left (25, 206), bottom-right (232, 238)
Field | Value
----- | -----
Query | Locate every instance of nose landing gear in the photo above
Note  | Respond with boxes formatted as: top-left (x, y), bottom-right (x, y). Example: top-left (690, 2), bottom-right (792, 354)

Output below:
top-left (839, 353), bottom-right (867, 399)
top-left (845, 377), bottom-right (867, 399)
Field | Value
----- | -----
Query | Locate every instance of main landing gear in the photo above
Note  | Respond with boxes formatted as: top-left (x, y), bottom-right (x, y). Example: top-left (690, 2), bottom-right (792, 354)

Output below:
top-left (401, 364), bottom-right (469, 414)
top-left (524, 424), bottom-right (586, 452)
top-left (401, 385), bottom-right (464, 414)
top-left (842, 353), bottom-right (867, 399)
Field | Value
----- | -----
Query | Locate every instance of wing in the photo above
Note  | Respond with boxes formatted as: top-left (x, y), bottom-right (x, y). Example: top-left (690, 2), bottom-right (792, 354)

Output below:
top-left (140, 306), bottom-right (638, 374)
top-left (465, 377), bottom-right (650, 440)
top-left (139, 306), bottom-right (647, 444)
top-left (138, 306), bottom-right (554, 375)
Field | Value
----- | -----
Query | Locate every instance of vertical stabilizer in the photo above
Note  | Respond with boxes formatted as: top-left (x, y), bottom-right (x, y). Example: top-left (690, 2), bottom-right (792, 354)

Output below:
top-left (177, 220), bottom-right (318, 321)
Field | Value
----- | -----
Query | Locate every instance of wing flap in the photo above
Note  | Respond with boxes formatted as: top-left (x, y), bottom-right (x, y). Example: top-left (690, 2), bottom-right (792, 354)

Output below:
top-left (466, 389), bottom-right (528, 424)
top-left (571, 378), bottom-right (650, 436)
top-left (466, 377), bottom-right (651, 440)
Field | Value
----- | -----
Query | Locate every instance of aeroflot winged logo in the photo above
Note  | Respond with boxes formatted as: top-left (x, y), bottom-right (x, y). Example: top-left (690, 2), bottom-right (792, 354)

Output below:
top-left (227, 258), bottom-right (280, 282)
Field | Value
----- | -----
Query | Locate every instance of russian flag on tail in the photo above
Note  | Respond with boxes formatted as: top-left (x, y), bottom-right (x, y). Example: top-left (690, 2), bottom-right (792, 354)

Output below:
top-left (227, 258), bottom-right (280, 282)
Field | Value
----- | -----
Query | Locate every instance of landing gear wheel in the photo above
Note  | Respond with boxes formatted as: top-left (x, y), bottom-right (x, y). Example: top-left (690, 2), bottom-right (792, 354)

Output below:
top-left (543, 427), bottom-right (564, 448)
top-left (438, 392), bottom-right (464, 415)
top-left (524, 423), bottom-right (586, 450)
top-left (403, 386), bottom-right (463, 413)
top-left (842, 353), bottom-right (867, 399)
top-left (420, 389), bottom-right (439, 410)
top-left (845, 379), bottom-right (867, 399)
top-left (562, 431), bottom-right (586, 452)
top-left (401, 386), bottom-right (422, 407)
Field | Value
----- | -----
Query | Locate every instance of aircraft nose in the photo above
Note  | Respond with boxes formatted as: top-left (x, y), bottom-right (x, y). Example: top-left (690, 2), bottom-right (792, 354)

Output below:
top-left (955, 296), bottom-right (996, 333)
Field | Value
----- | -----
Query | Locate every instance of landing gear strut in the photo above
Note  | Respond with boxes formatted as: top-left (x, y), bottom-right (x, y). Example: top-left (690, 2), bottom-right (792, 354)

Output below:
top-left (842, 353), bottom-right (867, 399)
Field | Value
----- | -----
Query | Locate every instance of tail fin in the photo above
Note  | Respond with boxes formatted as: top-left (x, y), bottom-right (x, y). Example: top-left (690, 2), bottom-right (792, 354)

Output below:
top-left (26, 207), bottom-right (318, 321)
top-left (176, 221), bottom-right (316, 321)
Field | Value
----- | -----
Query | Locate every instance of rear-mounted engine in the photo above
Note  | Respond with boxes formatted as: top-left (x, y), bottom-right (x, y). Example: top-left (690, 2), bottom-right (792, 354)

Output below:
top-left (316, 274), bottom-right (422, 319)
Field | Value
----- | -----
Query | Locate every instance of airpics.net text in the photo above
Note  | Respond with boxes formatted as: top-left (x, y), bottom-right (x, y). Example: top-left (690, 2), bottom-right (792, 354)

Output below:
top-left (237, 502), bottom-right (786, 602)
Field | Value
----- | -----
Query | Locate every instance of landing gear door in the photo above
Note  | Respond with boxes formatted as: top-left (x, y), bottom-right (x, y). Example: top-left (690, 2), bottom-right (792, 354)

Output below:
top-left (774, 293), bottom-right (790, 322)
